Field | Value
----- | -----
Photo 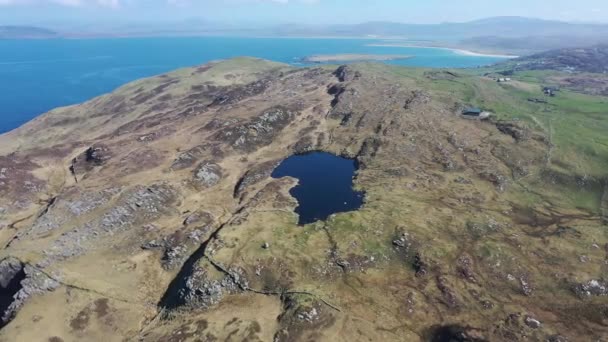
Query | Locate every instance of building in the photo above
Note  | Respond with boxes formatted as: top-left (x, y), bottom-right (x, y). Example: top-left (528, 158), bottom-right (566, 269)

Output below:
top-left (543, 86), bottom-right (559, 96)
top-left (462, 107), bottom-right (482, 116)
top-left (461, 107), bottom-right (491, 120)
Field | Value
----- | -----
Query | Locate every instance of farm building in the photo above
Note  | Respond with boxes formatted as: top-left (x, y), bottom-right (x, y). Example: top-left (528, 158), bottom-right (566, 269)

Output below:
top-left (543, 86), bottom-right (560, 96)
top-left (462, 107), bottom-right (482, 116)
top-left (461, 107), bottom-right (491, 120)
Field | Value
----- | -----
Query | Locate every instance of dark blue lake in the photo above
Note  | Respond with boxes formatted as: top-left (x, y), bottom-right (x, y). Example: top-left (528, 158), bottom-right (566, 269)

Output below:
top-left (0, 37), bottom-right (508, 134)
top-left (271, 152), bottom-right (364, 225)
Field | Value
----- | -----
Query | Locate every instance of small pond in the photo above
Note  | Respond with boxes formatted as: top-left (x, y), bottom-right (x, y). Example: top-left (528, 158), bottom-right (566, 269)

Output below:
top-left (271, 152), bottom-right (364, 225)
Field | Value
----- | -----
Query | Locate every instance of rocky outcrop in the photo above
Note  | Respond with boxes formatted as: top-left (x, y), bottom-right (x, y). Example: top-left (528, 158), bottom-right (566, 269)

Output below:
top-left (70, 145), bottom-right (111, 181)
top-left (233, 160), bottom-right (280, 199)
top-left (41, 184), bottom-right (176, 266)
top-left (214, 106), bottom-right (297, 152)
top-left (333, 65), bottom-right (360, 82)
top-left (0, 258), bottom-right (59, 327)
top-left (572, 279), bottom-right (608, 298)
top-left (495, 122), bottom-right (528, 142)
top-left (180, 266), bottom-right (241, 309)
top-left (275, 295), bottom-right (336, 342)
top-left (193, 162), bottom-right (223, 189)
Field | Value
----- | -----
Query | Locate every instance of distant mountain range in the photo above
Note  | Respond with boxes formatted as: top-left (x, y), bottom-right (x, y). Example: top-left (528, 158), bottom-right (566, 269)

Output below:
top-left (0, 26), bottom-right (57, 39)
top-left (3, 17), bottom-right (608, 54)
top-left (312, 17), bottom-right (608, 40)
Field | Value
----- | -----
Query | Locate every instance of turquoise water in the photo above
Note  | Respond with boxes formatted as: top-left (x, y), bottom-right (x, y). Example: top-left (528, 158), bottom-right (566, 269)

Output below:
top-left (0, 37), bottom-right (505, 133)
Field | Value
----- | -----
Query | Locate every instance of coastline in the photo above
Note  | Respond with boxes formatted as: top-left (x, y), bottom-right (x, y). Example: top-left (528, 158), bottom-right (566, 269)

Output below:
top-left (303, 53), bottom-right (414, 63)
top-left (367, 43), bottom-right (520, 58)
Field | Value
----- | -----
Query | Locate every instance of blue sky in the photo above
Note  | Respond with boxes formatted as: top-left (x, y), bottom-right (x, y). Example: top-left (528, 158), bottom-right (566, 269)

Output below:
top-left (0, 0), bottom-right (607, 26)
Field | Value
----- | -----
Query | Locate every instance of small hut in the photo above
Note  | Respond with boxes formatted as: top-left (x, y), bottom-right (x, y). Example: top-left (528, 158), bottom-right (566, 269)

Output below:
top-left (462, 107), bottom-right (482, 116)
top-left (461, 107), bottom-right (491, 120)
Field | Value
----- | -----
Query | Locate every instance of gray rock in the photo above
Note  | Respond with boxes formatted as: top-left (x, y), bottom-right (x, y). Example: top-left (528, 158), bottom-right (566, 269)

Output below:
top-left (42, 184), bottom-right (175, 264)
top-left (573, 279), bottom-right (608, 298)
top-left (524, 315), bottom-right (541, 329)
top-left (182, 267), bottom-right (241, 309)
top-left (141, 240), bottom-right (163, 250)
top-left (0, 259), bottom-right (59, 326)
top-left (0, 257), bottom-right (23, 288)
top-left (297, 307), bottom-right (319, 322)
top-left (170, 152), bottom-right (197, 171)
top-left (214, 107), bottom-right (297, 153)
top-left (194, 162), bottom-right (223, 188)
top-left (162, 245), bottom-right (188, 270)
top-left (233, 160), bottom-right (280, 198)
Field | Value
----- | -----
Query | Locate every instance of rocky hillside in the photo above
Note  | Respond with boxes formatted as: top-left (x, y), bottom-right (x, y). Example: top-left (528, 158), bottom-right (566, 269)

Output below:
top-left (506, 45), bottom-right (608, 73)
top-left (0, 58), bottom-right (606, 341)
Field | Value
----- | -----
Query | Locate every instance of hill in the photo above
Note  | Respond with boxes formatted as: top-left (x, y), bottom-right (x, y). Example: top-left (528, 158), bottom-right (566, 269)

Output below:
top-left (322, 16), bottom-right (608, 39)
top-left (0, 59), bottom-right (606, 341)
top-left (507, 45), bottom-right (608, 73)
top-left (0, 26), bottom-right (57, 39)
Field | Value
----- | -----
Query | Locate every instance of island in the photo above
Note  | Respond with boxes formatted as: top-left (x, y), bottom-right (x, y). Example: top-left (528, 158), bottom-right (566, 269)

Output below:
top-left (302, 53), bottom-right (413, 63)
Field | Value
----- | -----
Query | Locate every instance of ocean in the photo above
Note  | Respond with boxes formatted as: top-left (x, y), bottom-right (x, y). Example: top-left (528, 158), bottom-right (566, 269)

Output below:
top-left (0, 37), bottom-right (506, 134)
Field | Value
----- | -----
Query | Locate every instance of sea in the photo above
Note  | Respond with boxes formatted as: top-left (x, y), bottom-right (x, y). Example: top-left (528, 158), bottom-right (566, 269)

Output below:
top-left (0, 37), bottom-right (507, 134)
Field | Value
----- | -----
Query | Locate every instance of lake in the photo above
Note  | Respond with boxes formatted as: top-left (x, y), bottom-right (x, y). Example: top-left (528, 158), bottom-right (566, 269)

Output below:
top-left (271, 152), bottom-right (364, 225)
top-left (0, 37), bottom-right (507, 134)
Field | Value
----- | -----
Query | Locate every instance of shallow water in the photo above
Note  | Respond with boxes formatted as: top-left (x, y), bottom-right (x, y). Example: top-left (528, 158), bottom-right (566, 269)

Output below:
top-left (271, 152), bottom-right (364, 225)
top-left (0, 37), bottom-right (508, 134)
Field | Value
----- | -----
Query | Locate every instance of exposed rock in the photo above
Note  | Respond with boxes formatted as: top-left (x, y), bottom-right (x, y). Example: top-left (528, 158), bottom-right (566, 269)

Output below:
top-left (0, 259), bottom-right (59, 327)
top-left (70, 145), bottom-right (111, 180)
top-left (170, 152), bottom-right (197, 171)
top-left (456, 255), bottom-right (477, 283)
top-left (183, 211), bottom-right (214, 227)
top-left (209, 78), bottom-right (271, 107)
top-left (214, 106), bottom-right (297, 152)
top-left (162, 245), bottom-right (190, 270)
top-left (413, 253), bottom-right (428, 277)
top-left (479, 170), bottom-right (509, 192)
top-left (274, 295), bottom-right (336, 342)
top-left (42, 184), bottom-right (176, 264)
top-left (573, 279), bottom-right (608, 298)
top-left (193, 162), bottom-right (223, 189)
top-left (524, 315), bottom-right (542, 329)
top-left (170, 144), bottom-right (215, 171)
top-left (292, 136), bottom-right (316, 154)
top-left (436, 276), bottom-right (460, 309)
top-left (392, 232), bottom-right (411, 249)
top-left (181, 267), bottom-right (240, 309)
top-left (233, 160), bottom-right (280, 198)
top-left (496, 122), bottom-right (528, 142)
top-left (333, 65), bottom-right (360, 82)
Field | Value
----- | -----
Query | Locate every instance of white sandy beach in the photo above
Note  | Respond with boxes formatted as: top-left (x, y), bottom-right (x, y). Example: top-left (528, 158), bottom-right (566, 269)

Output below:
top-left (367, 43), bottom-right (519, 58)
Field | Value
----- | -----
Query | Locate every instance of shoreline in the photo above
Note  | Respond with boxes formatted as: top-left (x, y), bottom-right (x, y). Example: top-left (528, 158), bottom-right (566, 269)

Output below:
top-left (367, 43), bottom-right (519, 58)
top-left (302, 53), bottom-right (414, 63)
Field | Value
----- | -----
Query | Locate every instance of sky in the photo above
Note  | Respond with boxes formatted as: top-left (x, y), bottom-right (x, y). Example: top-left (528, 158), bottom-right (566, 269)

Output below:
top-left (0, 0), bottom-right (607, 27)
